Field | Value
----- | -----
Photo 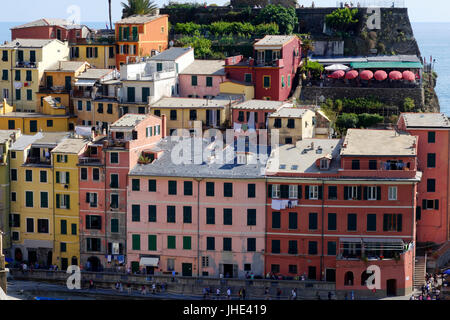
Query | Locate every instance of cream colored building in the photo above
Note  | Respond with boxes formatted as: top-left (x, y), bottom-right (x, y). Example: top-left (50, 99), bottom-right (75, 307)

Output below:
top-left (268, 106), bottom-right (316, 144)
top-left (0, 39), bottom-right (70, 112)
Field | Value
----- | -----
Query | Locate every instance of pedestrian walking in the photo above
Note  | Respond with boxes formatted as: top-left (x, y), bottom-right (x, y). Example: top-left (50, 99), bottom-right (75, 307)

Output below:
top-left (227, 288), bottom-right (231, 300)
top-left (291, 288), bottom-right (297, 300)
top-left (216, 288), bottom-right (221, 300)
top-left (264, 287), bottom-right (270, 300)
top-left (152, 283), bottom-right (156, 294)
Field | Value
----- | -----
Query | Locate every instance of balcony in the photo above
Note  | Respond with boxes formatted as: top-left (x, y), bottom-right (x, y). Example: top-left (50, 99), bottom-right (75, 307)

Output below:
top-left (39, 85), bottom-right (70, 94)
top-left (16, 61), bottom-right (37, 69)
top-left (79, 157), bottom-right (103, 165)
top-left (25, 156), bottom-right (51, 166)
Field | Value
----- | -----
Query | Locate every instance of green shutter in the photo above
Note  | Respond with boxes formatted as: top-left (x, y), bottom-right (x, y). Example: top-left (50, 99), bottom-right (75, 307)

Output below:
top-left (132, 204), bottom-right (140, 222)
top-left (61, 220), bottom-right (67, 235)
top-left (206, 77), bottom-right (213, 87)
top-left (132, 234), bottom-right (140, 250)
top-left (148, 235), bottom-right (156, 251)
top-left (56, 194), bottom-right (60, 209)
top-left (191, 75), bottom-right (197, 86)
top-left (56, 171), bottom-right (60, 183)
top-left (71, 223), bottom-right (77, 235)
top-left (66, 172), bottom-right (70, 184)
top-left (183, 236), bottom-right (191, 250)
top-left (168, 235), bottom-right (176, 249)
top-left (40, 192), bottom-right (48, 208)
top-left (111, 219), bottom-right (119, 233)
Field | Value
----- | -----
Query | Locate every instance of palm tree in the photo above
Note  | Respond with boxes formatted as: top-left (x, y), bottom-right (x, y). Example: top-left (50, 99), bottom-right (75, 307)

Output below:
top-left (108, 0), bottom-right (113, 30)
top-left (121, 0), bottom-right (158, 18)
top-left (301, 37), bottom-right (315, 67)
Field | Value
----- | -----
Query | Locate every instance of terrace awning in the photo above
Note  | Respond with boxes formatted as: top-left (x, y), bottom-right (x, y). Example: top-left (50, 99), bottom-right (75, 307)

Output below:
top-left (74, 79), bottom-right (96, 86)
top-left (350, 61), bottom-right (423, 69)
top-left (329, 70), bottom-right (345, 79)
top-left (374, 70), bottom-right (387, 81)
top-left (139, 257), bottom-right (159, 267)
top-left (325, 64), bottom-right (350, 71)
top-left (389, 71), bottom-right (403, 80)
top-left (360, 70), bottom-right (374, 80)
top-left (345, 70), bottom-right (358, 79)
top-left (403, 71), bottom-right (416, 81)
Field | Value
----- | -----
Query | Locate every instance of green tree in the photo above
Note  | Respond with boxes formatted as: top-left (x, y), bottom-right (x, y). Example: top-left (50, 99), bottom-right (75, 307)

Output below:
top-left (357, 113), bottom-right (384, 128)
top-left (173, 22), bottom-right (202, 35)
top-left (300, 60), bottom-right (323, 79)
top-left (325, 7), bottom-right (359, 32)
top-left (121, 0), bottom-right (158, 18)
top-left (255, 5), bottom-right (298, 34)
top-left (301, 37), bottom-right (315, 66)
top-left (403, 97), bottom-right (415, 112)
top-left (336, 113), bottom-right (359, 135)
top-left (177, 36), bottom-right (212, 58)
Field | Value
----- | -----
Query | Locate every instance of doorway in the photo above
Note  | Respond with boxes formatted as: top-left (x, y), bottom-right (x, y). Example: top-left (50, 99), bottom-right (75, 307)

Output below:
top-left (14, 248), bottom-right (23, 262)
top-left (223, 264), bottom-right (234, 278)
top-left (308, 266), bottom-right (317, 280)
top-left (182, 263), bottom-right (192, 277)
top-left (28, 250), bottom-right (37, 265)
top-left (61, 258), bottom-right (68, 271)
top-left (325, 269), bottom-right (336, 282)
top-left (146, 266), bottom-right (155, 275)
top-left (47, 251), bottom-right (52, 267)
top-left (386, 279), bottom-right (397, 296)
top-left (87, 256), bottom-right (101, 272)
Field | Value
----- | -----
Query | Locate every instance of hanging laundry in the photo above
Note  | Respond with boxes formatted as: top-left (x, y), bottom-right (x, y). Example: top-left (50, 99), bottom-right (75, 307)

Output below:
top-left (271, 199), bottom-right (282, 210)
top-left (233, 122), bottom-right (242, 132)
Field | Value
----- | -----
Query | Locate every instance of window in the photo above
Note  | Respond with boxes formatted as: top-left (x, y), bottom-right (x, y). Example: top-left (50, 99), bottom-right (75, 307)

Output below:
top-left (170, 110), bottom-right (177, 121)
top-left (263, 76), bottom-right (270, 88)
top-left (168, 181), bottom-right (177, 195)
top-left (25, 191), bottom-right (33, 207)
top-left (10, 214), bottom-right (20, 228)
top-left (223, 238), bottom-right (232, 251)
top-left (148, 205), bottom-right (157, 222)
top-left (427, 153), bottom-right (436, 168)
top-left (26, 218), bottom-right (34, 233)
top-left (248, 184), bottom-right (256, 198)
top-left (111, 219), bottom-right (119, 233)
top-left (367, 186), bottom-right (377, 200)
top-left (183, 236), bottom-right (191, 250)
top-left (223, 209), bottom-right (232, 225)
top-left (269, 211), bottom-right (280, 230)
top-left (25, 170), bottom-right (32, 182)
top-left (206, 182), bottom-right (215, 196)
top-left (328, 213), bottom-right (337, 231)
top-left (344, 186), bottom-right (360, 200)
top-left (308, 241), bottom-right (318, 255)
top-left (367, 214), bottom-right (377, 232)
top-left (37, 219), bottom-right (49, 233)
top-left (328, 186), bottom-right (337, 200)
top-left (308, 185), bottom-right (319, 200)
top-left (288, 240), bottom-right (298, 254)
top-left (247, 238), bottom-right (256, 252)
top-left (427, 179), bottom-right (436, 193)
top-left (86, 101), bottom-right (91, 111)
top-left (189, 109), bottom-right (197, 121)
top-left (132, 234), bottom-right (140, 250)
top-left (271, 264), bottom-right (280, 273)
top-left (224, 183), bottom-right (233, 197)
top-left (206, 77), bottom-right (213, 87)
top-left (110, 152), bottom-right (119, 164)
top-left (92, 168), bottom-right (99, 181)
top-left (27, 89), bottom-right (32, 101)
top-left (86, 215), bottom-right (102, 230)
top-left (369, 160), bottom-right (377, 170)
top-left (327, 241), bottom-right (337, 256)
top-left (8, 120), bottom-right (14, 130)
top-left (60, 242), bottom-right (67, 253)
top-left (383, 214), bottom-right (402, 232)
top-left (288, 185), bottom-right (298, 199)
top-left (244, 73), bottom-right (252, 83)
top-left (11, 192), bottom-right (16, 202)
top-left (15, 89), bottom-right (21, 101)
top-left (40, 192), bottom-right (48, 208)
top-left (110, 194), bottom-right (119, 209)
top-left (270, 184), bottom-right (280, 199)
top-left (352, 160), bottom-right (360, 170)
top-left (77, 101), bottom-right (83, 111)
top-left (207, 237), bottom-right (215, 250)
top-left (2, 50), bottom-right (7, 62)
top-left (206, 208), bottom-right (215, 225)
top-left (167, 236), bottom-right (176, 249)
top-left (320, 158), bottom-right (329, 170)
top-left (274, 118), bottom-right (282, 128)
top-left (247, 209), bottom-right (256, 226)
top-left (15, 70), bottom-right (21, 81)
top-left (287, 119), bottom-right (295, 129)
top-left (60, 220), bottom-right (67, 235)
top-left (167, 206), bottom-right (176, 223)
top-left (388, 186), bottom-right (398, 200)
top-left (428, 131), bottom-right (436, 143)
top-left (71, 223), bottom-right (77, 235)
top-left (107, 104), bottom-right (113, 114)
top-left (183, 206), bottom-right (192, 224)
top-left (87, 238), bottom-right (101, 252)
top-left (132, 204), bottom-right (140, 222)
top-left (184, 181), bottom-right (193, 196)
top-left (191, 75), bottom-right (197, 86)
top-left (11, 169), bottom-right (17, 181)
top-left (289, 212), bottom-right (298, 230)
top-left (148, 235), bottom-right (157, 251)
top-left (271, 240), bottom-right (280, 254)
top-left (149, 180), bottom-right (156, 192)
top-left (288, 265), bottom-right (297, 274)
top-left (347, 214), bottom-right (357, 231)
top-left (80, 168), bottom-right (88, 181)
top-left (97, 103), bottom-right (104, 114)
top-left (132, 179), bottom-right (140, 191)
top-left (309, 213), bottom-right (318, 230)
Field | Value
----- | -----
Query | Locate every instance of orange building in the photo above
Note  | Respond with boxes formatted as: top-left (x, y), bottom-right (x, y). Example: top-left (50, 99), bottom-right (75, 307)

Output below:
top-left (115, 13), bottom-right (169, 67)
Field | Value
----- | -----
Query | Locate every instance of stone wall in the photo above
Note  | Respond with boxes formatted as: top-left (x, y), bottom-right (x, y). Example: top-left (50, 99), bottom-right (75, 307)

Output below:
top-left (301, 86), bottom-right (425, 110)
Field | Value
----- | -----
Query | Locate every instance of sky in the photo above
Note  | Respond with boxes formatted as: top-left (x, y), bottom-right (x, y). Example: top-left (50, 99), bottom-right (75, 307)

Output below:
top-left (0, 0), bottom-right (447, 23)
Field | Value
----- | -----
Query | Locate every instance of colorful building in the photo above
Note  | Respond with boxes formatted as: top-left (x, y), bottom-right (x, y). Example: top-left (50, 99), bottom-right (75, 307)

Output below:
top-left (231, 100), bottom-right (284, 131)
top-left (115, 14), bottom-right (169, 67)
top-left (264, 129), bottom-right (420, 297)
top-left (11, 19), bottom-right (90, 43)
top-left (224, 35), bottom-right (302, 101)
top-left (179, 60), bottom-right (226, 98)
top-left (51, 138), bottom-right (89, 269)
top-left (0, 39), bottom-right (70, 112)
top-left (219, 80), bottom-right (255, 101)
top-left (70, 29), bottom-right (116, 69)
top-left (398, 113), bottom-right (450, 245)
top-left (127, 137), bottom-right (267, 277)
top-left (9, 132), bottom-right (69, 266)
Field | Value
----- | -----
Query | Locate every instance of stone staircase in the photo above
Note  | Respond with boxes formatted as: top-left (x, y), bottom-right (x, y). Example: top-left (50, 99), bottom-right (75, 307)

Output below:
top-left (413, 255), bottom-right (426, 290)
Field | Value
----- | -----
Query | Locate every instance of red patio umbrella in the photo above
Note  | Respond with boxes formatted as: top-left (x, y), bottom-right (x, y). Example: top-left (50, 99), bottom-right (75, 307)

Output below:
top-left (329, 70), bottom-right (345, 79)
top-left (374, 70), bottom-right (387, 81)
top-left (402, 71), bottom-right (415, 81)
top-left (345, 70), bottom-right (359, 80)
top-left (389, 71), bottom-right (403, 80)
top-left (360, 70), bottom-right (374, 80)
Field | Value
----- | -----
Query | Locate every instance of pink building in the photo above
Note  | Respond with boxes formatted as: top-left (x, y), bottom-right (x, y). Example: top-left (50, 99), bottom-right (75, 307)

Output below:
top-left (127, 138), bottom-right (267, 277)
top-left (231, 99), bottom-right (284, 130)
top-left (178, 60), bottom-right (227, 98)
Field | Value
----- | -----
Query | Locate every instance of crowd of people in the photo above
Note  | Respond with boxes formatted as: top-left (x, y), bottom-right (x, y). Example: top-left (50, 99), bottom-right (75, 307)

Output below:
top-left (411, 272), bottom-right (448, 300)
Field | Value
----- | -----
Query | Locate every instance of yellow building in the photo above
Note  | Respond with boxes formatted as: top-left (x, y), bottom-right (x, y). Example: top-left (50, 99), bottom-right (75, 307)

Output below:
top-left (220, 80), bottom-right (254, 101)
top-left (70, 43), bottom-right (116, 69)
top-left (0, 98), bottom-right (76, 134)
top-left (51, 138), bottom-right (89, 269)
top-left (0, 39), bottom-right (70, 112)
top-left (9, 132), bottom-right (69, 266)
top-left (149, 96), bottom-right (241, 134)
top-left (268, 106), bottom-right (316, 144)
top-left (36, 60), bottom-right (90, 112)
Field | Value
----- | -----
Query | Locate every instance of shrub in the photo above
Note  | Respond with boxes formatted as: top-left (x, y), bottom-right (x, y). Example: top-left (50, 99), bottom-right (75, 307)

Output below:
top-left (300, 60), bottom-right (324, 78)
top-left (255, 5), bottom-right (298, 34)
top-left (173, 22), bottom-right (202, 35)
top-left (325, 7), bottom-right (359, 32)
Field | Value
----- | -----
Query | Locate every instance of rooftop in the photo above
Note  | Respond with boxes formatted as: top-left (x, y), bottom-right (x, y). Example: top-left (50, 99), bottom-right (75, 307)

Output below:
top-left (116, 14), bottom-right (167, 25)
top-left (52, 138), bottom-right (89, 154)
top-left (269, 106), bottom-right (310, 118)
top-left (0, 112), bottom-right (69, 118)
top-left (46, 61), bottom-right (88, 72)
top-left (129, 137), bottom-right (267, 179)
top-left (32, 132), bottom-right (70, 147)
top-left (254, 35), bottom-right (297, 47)
top-left (77, 68), bottom-right (114, 80)
top-left (0, 38), bottom-right (60, 49)
top-left (0, 130), bottom-right (20, 144)
top-left (149, 47), bottom-right (193, 61)
top-left (151, 97), bottom-right (236, 109)
top-left (401, 113), bottom-right (450, 128)
top-left (111, 114), bottom-right (147, 128)
top-left (341, 129), bottom-right (417, 157)
top-left (180, 60), bottom-right (225, 76)
top-left (232, 99), bottom-right (285, 110)
top-left (265, 139), bottom-right (342, 174)
top-left (11, 133), bottom-right (43, 151)
top-left (43, 96), bottom-right (65, 108)
top-left (11, 18), bottom-right (83, 30)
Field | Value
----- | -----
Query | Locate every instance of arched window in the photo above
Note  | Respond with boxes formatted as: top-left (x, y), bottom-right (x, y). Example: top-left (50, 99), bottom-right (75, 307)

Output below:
top-left (361, 271), bottom-right (371, 286)
top-left (344, 271), bottom-right (354, 286)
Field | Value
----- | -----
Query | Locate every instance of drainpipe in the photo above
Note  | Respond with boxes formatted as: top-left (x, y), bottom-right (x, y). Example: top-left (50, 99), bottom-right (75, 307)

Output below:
top-left (194, 178), bottom-right (203, 278)
top-left (320, 180), bottom-right (325, 281)
top-left (52, 154), bottom-right (56, 268)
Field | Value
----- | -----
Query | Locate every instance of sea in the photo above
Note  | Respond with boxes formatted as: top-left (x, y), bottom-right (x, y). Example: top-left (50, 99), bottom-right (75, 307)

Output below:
top-left (0, 21), bottom-right (448, 115)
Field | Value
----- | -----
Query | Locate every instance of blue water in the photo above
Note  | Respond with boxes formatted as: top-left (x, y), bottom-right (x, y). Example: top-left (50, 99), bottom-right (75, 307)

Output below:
top-left (0, 21), bottom-right (448, 114)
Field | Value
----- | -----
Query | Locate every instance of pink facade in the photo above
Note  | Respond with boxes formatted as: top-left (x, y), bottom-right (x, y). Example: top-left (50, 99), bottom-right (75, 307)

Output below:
top-left (178, 74), bottom-right (226, 98)
top-left (12, 25), bottom-right (85, 43)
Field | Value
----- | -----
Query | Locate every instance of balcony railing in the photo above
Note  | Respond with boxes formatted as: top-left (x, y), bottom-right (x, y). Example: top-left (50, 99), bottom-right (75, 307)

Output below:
top-left (79, 157), bottom-right (103, 165)
top-left (26, 157), bottom-right (51, 166)
top-left (16, 61), bottom-right (37, 68)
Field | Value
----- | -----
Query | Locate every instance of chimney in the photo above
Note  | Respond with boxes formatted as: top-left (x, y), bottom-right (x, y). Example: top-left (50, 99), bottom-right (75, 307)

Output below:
top-left (161, 114), bottom-right (167, 138)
